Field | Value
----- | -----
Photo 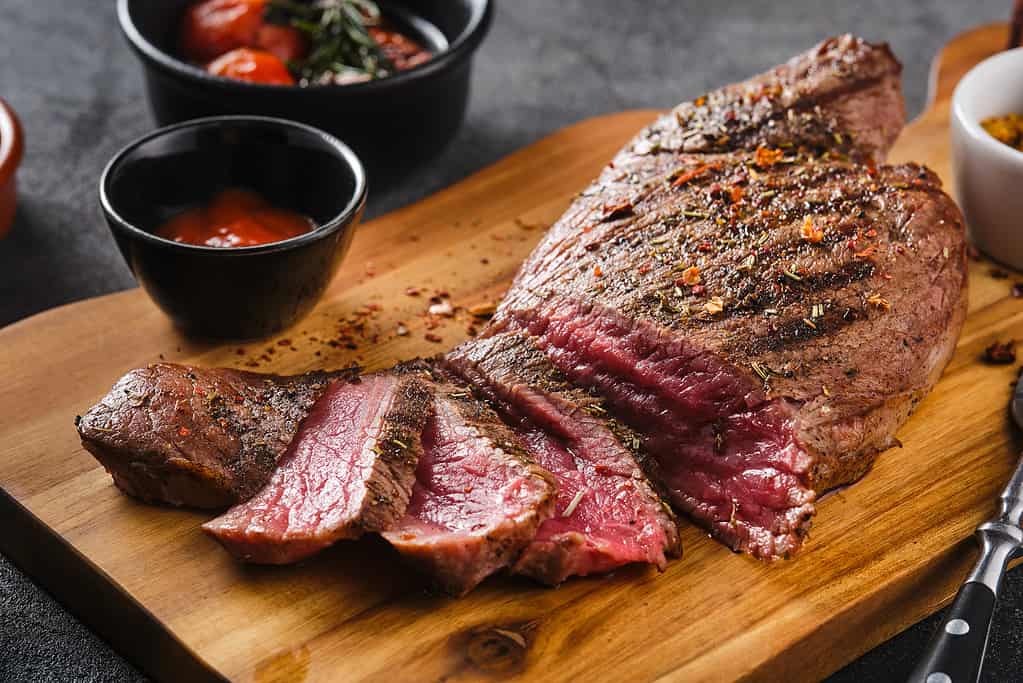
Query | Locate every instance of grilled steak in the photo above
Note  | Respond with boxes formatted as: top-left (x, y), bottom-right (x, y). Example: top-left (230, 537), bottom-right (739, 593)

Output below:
top-left (77, 363), bottom-right (349, 509)
top-left (382, 369), bottom-right (556, 596)
top-left (203, 367), bottom-right (432, 564)
top-left (77, 35), bottom-right (967, 580)
top-left (446, 333), bottom-right (681, 585)
top-left (488, 36), bottom-right (968, 559)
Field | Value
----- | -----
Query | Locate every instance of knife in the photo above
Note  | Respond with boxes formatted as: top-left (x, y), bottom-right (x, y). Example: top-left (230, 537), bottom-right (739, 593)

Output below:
top-left (907, 379), bottom-right (1023, 683)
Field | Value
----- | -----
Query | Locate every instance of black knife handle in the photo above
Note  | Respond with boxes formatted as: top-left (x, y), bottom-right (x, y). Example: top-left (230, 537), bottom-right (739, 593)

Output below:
top-left (906, 580), bottom-right (996, 683)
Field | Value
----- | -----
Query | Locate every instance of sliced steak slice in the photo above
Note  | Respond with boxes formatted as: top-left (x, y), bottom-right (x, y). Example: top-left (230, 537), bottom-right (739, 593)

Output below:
top-left (445, 333), bottom-right (680, 585)
top-left (77, 363), bottom-right (350, 509)
top-left (202, 367), bottom-right (432, 564)
top-left (382, 369), bottom-right (556, 596)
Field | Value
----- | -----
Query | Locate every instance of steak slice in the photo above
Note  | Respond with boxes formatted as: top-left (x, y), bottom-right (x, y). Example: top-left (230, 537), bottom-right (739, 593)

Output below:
top-left (445, 333), bottom-right (681, 584)
top-left (77, 363), bottom-right (350, 509)
top-left (382, 369), bottom-right (556, 596)
top-left (482, 36), bottom-right (968, 560)
top-left (202, 367), bottom-right (432, 564)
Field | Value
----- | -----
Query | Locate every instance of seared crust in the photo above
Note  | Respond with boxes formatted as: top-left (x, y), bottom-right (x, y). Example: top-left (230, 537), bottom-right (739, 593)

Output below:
top-left (77, 363), bottom-right (354, 508)
top-left (351, 365), bottom-right (435, 533)
top-left (632, 34), bottom-right (904, 164)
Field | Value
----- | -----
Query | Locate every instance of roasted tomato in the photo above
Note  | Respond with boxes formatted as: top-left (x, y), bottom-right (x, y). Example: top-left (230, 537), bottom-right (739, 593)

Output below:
top-left (207, 48), bottom-right (295, 85)
top-left (256, 23), bottom-right (308, 63)
top-left (180, 0), bottom-right (267, 63)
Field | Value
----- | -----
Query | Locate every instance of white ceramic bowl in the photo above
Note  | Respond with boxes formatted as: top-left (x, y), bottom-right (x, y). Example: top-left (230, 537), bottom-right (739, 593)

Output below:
top-left (951, 47), bottom-right (1023, 269)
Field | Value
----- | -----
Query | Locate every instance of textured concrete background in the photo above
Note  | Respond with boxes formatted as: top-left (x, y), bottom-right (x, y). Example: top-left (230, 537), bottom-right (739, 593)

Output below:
top-left (0, 1), bottom-right (1018, 681)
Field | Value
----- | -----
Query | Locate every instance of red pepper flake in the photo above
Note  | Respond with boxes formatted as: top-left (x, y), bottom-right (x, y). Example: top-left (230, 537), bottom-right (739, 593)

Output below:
top-left (638, 263), bottom-right (652, 275)
top-left (800, 216), bottom-right (824, 243)
top-left (670, 163), bottom-right (720, 189)
top-left (990, 267), bottom-right (1010, 280)
top-left (680, 266), bottom-right (701, 286)
top-left (601, 200), bottom-right (634, 221)
top-left (691, 284), bottom-right (706, 296)
top-left (177, 426), bottom-right (191, 437)
top-left (480, 258), bottom-right (490, 265)
top-left (697, 241), bottom-right (713, 253)
top-left (865, 228), bottom-right (878, 238)
top-left (593, 265), bottom-right (604, 278)
top-left (424, 333), bottom-right (443, 343)
top-left (754, 146), bottom-right (784, 168)
top-left (729, 185), bottom-right (745, 203)
top-left (405, 287), bottom-right (420, 297)
top-left (984, 340), bottom-right (1016, 364)
top-left (866, 293), bottom-right (891, 312)
top-left (236, 348), bottom-right (246, 355)
top-left (854, 245), bottom-right (878, 259)
top-left (694, 95), bottom-right (706, 107)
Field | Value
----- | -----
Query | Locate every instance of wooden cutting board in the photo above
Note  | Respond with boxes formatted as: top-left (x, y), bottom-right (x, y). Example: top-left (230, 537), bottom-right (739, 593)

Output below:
top-left (1, 23), bottom-right (1018, 683)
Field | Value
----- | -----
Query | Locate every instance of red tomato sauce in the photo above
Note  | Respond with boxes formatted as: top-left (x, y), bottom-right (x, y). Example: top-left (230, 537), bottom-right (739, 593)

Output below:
top-left (155, 188), bottom-right (315, 248)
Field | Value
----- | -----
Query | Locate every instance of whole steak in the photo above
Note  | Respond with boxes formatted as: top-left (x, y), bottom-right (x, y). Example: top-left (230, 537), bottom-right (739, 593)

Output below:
top-left (489, 35), bottom-right (968, 559)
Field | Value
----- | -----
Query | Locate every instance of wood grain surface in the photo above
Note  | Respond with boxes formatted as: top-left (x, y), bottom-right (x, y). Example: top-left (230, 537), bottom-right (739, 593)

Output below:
top-left (0, 23), bottom-right (1017, 683)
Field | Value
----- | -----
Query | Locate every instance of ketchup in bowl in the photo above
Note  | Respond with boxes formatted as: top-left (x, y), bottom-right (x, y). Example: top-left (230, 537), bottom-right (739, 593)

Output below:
top-left (155, 187), bottom-right (314, 248)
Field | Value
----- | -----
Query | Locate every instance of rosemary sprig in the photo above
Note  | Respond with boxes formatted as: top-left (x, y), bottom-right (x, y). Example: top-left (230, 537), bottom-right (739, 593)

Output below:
top-left (267, 0), bottom-right (396, 84)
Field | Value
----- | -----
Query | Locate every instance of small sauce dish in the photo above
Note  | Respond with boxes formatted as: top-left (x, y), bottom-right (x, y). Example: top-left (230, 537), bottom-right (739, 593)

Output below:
top-left (99, 116), bottom-right (366, 339)
top-left (0, 97), bottom-right (24, 239)
top-left (951, 47), bottom-right (1023, 269)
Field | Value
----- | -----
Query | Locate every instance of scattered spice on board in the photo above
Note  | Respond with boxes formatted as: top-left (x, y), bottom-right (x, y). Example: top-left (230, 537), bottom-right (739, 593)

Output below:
top-left (990, 267), bottom-right (1010, 279)
top-left (424, 333), bottom-right (443, 343)
top-left (468, 302), bottom-right (497, 318)
top-left (984, 340), bottom-right (1017, 365)
top-left (1013, 283), bottom-right (1023, 298)
top-left (428, 300), bottom-right (454, 317)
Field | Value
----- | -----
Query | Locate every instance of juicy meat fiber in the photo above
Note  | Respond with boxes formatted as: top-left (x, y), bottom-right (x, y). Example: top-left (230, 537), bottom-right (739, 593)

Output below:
top-left (502, 299), bottom-right (814, 559)
top-left (383, 372), bottom-right (556, 596)
top-left (77, 363), bottom-right (349, 509)
top-left (445, 333), bottom-right (681, 584)
top-left (203, 368), bottom-right (432, 564)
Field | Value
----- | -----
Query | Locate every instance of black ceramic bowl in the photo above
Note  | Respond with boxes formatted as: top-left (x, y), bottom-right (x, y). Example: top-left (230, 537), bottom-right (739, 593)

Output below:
top-left (117, 0), bottom-right (492, 181)
top-left (100, 116), bottom-right (366, 339)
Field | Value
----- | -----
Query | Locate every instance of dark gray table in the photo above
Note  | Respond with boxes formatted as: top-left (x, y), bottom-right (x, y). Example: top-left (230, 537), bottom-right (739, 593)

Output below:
top-left (1, 1), bottom-right (1019, 681)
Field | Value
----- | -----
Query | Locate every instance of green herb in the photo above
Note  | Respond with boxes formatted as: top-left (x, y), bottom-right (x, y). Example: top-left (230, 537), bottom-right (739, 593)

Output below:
top-left (267, 0), bottom-right (396, 84)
